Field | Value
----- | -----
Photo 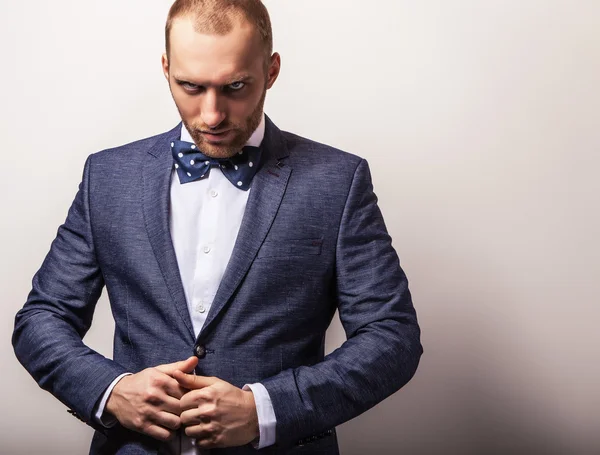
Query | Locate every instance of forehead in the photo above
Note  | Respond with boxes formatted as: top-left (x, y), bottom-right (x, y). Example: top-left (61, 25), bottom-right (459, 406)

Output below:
top-left (168, 16), bottom-right (264, 83)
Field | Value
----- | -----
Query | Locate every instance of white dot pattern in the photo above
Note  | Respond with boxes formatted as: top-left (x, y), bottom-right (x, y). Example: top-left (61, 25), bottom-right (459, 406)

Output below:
top-left (173, 142), bottom-right (258, 189)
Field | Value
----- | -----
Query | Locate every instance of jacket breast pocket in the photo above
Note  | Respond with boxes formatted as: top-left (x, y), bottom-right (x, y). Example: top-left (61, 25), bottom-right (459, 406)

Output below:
top-left (256, 238), bottom-right (323, 259)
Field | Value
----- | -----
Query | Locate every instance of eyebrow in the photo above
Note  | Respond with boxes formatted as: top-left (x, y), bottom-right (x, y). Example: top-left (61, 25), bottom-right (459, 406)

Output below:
top-left (173, 73), bottom-right (254, 87)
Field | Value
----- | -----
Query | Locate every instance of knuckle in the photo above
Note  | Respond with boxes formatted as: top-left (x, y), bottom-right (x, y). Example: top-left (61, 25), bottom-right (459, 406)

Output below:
top-left (141, 403), bottom-right (154, 417)
top-left (149, 374), bottom-right (162, 387)
top-left (155, 375), bottom-right (167, 387)
top-left (132, 416), bottom-right (144, 430)
top-left (142, 388), bottom-right (157, 403)
top-left (187, 390), bottom-right (202, 405)
top-left (204, 404), bottom-right (217, 417)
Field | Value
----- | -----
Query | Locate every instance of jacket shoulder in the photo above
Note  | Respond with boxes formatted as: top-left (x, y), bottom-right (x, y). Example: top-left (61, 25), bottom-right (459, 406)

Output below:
top-left (281, 130), bottom-right (363, 169)
top-left (90, 125), bottom-right (180, 164)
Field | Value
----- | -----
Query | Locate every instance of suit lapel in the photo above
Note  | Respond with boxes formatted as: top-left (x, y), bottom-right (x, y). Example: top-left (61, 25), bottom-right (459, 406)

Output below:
top-left (142, 124), bottom-right (196, 342)
top-left (200, 116), bottom-right (291, 335)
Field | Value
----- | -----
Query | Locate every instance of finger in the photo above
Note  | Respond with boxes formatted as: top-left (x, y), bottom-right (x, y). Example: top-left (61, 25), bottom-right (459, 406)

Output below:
top-left (180, 407), bottom-right (212, 426)
top-left (151, 411), bottom-right (182, 431)
top-left (155, 356), bottom-right (198, 376)
top-left (195, 438), bottom-right (223, 450)
top-left (145, 424), bottom-right (176, 442)
top-left (146, 372), bottom-right (186, 402)
top-left (158, 394), bottom-right (184, 415)
top-left (185, 424), bottom-right (214, 441)
top-left (161, 375), bottom-right (188, 400)
top-left (173, 371), bottom-right (218, 390)
top-left (192, 429), bottom-right (224, 449)
top-left (180, 389), bottom-right (212, 412)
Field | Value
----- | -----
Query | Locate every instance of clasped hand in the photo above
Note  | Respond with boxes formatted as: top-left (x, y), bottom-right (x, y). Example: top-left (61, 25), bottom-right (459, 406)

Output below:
top-left (105, 357), bottom-right (259, 449)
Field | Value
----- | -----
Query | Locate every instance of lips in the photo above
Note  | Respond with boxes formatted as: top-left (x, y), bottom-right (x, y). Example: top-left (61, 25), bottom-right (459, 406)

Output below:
top-left (201, 130), bottom-right (232, 143)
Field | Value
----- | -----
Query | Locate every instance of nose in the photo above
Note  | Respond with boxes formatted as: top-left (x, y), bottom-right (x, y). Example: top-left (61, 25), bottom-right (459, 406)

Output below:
top-left (200, 90), bottom-right (226, 129)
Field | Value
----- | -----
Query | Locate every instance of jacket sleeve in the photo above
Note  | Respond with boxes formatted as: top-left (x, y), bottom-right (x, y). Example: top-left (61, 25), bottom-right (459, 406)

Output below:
top-left (12, 154), bottom-right (128, 427)
top-left (261, 158), bottom-right (423, 447)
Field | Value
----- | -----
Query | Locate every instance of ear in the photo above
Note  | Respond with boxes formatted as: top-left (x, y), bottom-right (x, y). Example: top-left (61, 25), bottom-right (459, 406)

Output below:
top-left (161, 53), bottom-right (170, 82)
top-left (266, 52), bottom-right (281, 90)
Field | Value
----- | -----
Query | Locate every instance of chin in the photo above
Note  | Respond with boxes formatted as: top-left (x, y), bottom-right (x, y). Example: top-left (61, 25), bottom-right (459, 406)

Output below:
top-left (194, 134), bottom-right (248, 158)
top-left (199, 142), bottom-right (239, 159)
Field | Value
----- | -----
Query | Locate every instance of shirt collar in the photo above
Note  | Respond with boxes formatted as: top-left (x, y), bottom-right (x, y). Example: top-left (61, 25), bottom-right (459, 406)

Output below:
top-left (180, 113), bottom-right (266, 148)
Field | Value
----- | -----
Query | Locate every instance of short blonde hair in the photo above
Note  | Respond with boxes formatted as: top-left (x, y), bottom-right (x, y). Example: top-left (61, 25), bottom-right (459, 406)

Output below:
top-left (165, 0), bottom-right (273, 60)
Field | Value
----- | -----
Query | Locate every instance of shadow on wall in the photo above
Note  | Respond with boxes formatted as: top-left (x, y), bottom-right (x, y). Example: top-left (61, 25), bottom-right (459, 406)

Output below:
top-left (326, 242), bottom-right (580, 455)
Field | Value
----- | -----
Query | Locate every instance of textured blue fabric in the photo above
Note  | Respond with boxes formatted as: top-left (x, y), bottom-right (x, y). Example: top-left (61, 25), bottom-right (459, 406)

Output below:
top-left (171, 140), bottom-right (261, 190)
top-left (12, 115), bottom-right (422, 455)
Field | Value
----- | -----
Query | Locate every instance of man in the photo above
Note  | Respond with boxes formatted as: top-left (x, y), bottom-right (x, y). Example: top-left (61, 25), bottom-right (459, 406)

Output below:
top-left (13, 1), bottom-right (422, 454)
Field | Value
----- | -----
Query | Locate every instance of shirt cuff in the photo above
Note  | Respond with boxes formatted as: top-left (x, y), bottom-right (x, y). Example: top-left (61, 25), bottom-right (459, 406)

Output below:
top-left (93, 373), bottom-right (132, 428)
top-left (243, 382), bottom-right (277, 449)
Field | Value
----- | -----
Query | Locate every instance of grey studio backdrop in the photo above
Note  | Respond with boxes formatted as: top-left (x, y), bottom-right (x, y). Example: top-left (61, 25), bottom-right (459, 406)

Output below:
top-left (0, 1), bottom-right (598, 454)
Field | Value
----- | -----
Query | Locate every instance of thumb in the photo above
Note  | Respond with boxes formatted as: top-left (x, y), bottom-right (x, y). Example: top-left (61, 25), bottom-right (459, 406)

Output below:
top-left (173, 370), bottom-right (219, 390)
top-left (155, 356), bottom-right (198, 376)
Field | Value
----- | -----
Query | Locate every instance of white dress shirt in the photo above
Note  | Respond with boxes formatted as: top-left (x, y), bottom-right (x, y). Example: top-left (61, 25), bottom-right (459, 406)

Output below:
top-left (94, 115), bottom-right (277, 453)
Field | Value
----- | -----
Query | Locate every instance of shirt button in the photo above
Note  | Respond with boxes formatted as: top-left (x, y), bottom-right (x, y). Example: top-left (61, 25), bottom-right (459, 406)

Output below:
top-left (210, 190), bottom-right (218, 198)
top-left (196, 304), bottom-right (206, 313)
top-left (204, 246), bottom-right (211, 254)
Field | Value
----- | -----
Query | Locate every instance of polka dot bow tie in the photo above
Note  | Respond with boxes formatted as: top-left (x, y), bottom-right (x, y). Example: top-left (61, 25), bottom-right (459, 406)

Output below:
top-left (171, 140), bottom-right (262, 191)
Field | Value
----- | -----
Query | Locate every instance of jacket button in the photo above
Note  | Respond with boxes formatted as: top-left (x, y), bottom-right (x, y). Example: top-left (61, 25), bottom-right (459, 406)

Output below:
top-left (194, 344), bottom-right (206, 359)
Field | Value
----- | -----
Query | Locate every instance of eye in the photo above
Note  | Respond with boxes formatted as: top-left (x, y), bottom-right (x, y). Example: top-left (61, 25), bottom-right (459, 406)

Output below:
top-left (227, 81), bottom-right (246, 91)
top-left (179, 81), bottom-right (201, 92)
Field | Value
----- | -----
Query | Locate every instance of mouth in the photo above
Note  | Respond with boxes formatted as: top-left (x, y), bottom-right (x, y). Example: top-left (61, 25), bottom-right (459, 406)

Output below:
top-left (200, 130), bottom-right (232, 143)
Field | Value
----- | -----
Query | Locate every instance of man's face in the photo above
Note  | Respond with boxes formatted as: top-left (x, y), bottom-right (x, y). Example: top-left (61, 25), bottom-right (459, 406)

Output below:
top-left (163, 16), bottom-right (279, 158)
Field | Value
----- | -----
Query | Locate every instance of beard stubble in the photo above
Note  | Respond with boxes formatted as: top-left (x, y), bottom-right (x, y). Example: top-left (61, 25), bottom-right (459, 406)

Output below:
top-left (179, 85), bottom-right (267, 159)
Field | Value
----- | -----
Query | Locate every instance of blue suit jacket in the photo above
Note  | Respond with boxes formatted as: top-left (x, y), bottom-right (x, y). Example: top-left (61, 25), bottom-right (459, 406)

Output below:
top-left (13, 116), bottom-right (422, 454)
